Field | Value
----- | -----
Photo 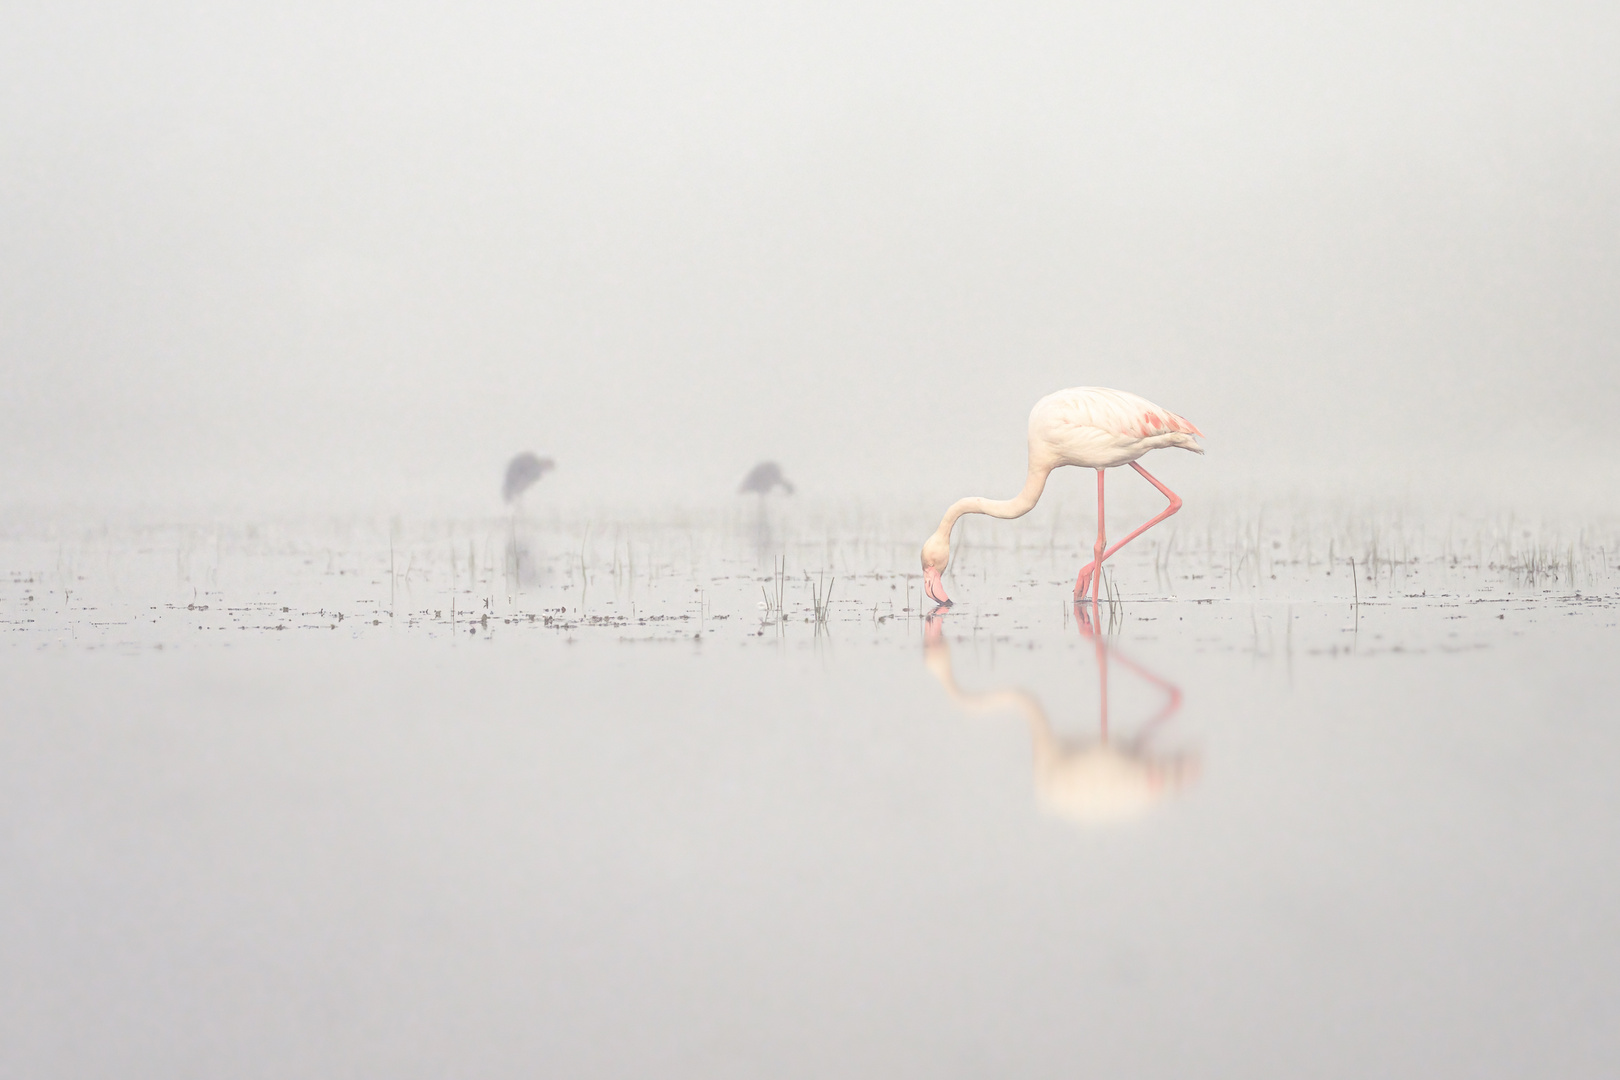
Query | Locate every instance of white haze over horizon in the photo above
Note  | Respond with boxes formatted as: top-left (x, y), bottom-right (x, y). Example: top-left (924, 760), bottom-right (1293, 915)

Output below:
top-left (3, 1), bottom-right (1617, 520)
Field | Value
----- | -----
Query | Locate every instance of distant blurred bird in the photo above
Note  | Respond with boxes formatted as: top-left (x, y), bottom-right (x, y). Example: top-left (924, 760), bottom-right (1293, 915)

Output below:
top-left (738, 461), bottom-right (794, 497)
top-left (503, 452), bottom-right (555, 504)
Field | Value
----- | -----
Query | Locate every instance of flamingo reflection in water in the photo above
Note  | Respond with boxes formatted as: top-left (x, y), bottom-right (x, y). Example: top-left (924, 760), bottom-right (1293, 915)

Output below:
top-left (924, 606), bottom-right (1199, 825)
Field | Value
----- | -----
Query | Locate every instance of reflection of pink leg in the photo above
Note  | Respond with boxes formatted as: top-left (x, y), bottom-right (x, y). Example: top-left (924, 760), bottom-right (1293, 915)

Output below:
top-left (1073, 598), bottom-right (1181, 746)
top-left (1112, 649), bottom-right (1183, 745)
top-left (1074, 462), bottom-right (1183, 600)
top-left (1071, 599), bottom-right (1108, 736)
top-left (1095, 612), bottom-right (1109, 739)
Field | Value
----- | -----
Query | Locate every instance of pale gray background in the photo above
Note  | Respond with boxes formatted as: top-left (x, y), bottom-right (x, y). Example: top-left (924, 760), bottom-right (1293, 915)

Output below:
top-left (3, 1), bottom-right (1617, 515)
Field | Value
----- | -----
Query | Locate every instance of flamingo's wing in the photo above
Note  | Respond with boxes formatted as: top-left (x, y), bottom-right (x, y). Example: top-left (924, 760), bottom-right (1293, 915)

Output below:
top-left (1064, 388), bottom-right (1203, 440)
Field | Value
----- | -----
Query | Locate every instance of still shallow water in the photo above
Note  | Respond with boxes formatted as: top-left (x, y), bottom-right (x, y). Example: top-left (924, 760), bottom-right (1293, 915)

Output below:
top-left (3, 505), bottom-right (1618, 1077)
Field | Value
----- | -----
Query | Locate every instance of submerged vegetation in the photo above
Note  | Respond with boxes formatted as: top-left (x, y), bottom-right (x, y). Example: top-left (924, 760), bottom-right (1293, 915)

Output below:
top-left (0, 498), bottom-right (1615, 652)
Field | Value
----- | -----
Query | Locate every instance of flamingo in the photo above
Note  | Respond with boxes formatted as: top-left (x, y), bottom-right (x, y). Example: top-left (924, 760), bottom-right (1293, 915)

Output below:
top-left (503, 452), bottom-right (555, 504)
top-left (739, 461), bottom-right (793, 562)
top-left (920, 387), bottom-right (1203, 607)
top-left (738, 461), bottom-right (795, 497)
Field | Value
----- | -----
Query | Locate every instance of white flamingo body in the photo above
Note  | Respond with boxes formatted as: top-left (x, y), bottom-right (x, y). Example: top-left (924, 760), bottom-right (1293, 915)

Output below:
top-left (1027, 387), bottom-right (1203, 470)
top-left (921, 387), bottom-right (1203, 606)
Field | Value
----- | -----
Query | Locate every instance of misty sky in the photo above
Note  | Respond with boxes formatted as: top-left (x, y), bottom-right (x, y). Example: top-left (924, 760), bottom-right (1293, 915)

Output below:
top-left (3, 1), bottom-right (1616, 515)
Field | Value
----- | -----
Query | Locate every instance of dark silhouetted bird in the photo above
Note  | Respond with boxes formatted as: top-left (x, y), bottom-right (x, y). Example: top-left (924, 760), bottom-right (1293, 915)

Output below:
top-left (503, 452), bottom-right (555, 503)
top-left (738, 461), bottom-right (794, 496)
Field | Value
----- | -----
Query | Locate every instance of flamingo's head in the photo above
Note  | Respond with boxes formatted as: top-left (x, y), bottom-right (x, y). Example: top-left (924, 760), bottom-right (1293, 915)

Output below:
top-left (921, 533), bottom-right (952, 607)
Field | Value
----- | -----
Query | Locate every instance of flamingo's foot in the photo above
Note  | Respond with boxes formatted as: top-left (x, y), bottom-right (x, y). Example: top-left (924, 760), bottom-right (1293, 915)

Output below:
top-left (1072, 562), bottom-right (1097, 601)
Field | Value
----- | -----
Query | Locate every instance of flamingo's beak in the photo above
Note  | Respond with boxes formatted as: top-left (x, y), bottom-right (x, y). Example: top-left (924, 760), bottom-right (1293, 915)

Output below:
top-left (923, 566), bottom-right (952, 607)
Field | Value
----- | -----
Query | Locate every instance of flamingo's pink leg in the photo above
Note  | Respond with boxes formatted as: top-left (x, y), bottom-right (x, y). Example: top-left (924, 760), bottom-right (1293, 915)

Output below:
top-left (1103, 462), bottom-right (1183, 563)
top-left (1074, 469), bottom-right (1107, 601)
top-left (1079, 469), bottom-right (1106, 617)
top-left (1073, 462), bottom-right (1183, 600)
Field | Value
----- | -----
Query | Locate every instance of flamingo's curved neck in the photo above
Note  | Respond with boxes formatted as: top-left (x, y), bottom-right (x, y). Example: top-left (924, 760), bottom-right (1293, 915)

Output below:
top-left (934, 459), bottom-right (1053, 544)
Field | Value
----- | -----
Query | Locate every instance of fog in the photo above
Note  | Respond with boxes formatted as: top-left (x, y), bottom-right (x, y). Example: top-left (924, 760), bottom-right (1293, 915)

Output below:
top-left (6, 11), bottom-right (1620, 1072)
top-left (4, 1), bottom-right (1617, 515)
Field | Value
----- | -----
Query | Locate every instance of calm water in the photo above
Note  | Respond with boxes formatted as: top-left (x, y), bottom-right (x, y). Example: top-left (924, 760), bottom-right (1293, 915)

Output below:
top-left (3, 505), bottom-right (1618, 1077)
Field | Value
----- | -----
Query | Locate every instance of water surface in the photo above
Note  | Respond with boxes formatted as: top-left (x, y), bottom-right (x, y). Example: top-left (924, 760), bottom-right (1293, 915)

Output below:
top-left (2, 507), bottom-right (1616, 1077)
